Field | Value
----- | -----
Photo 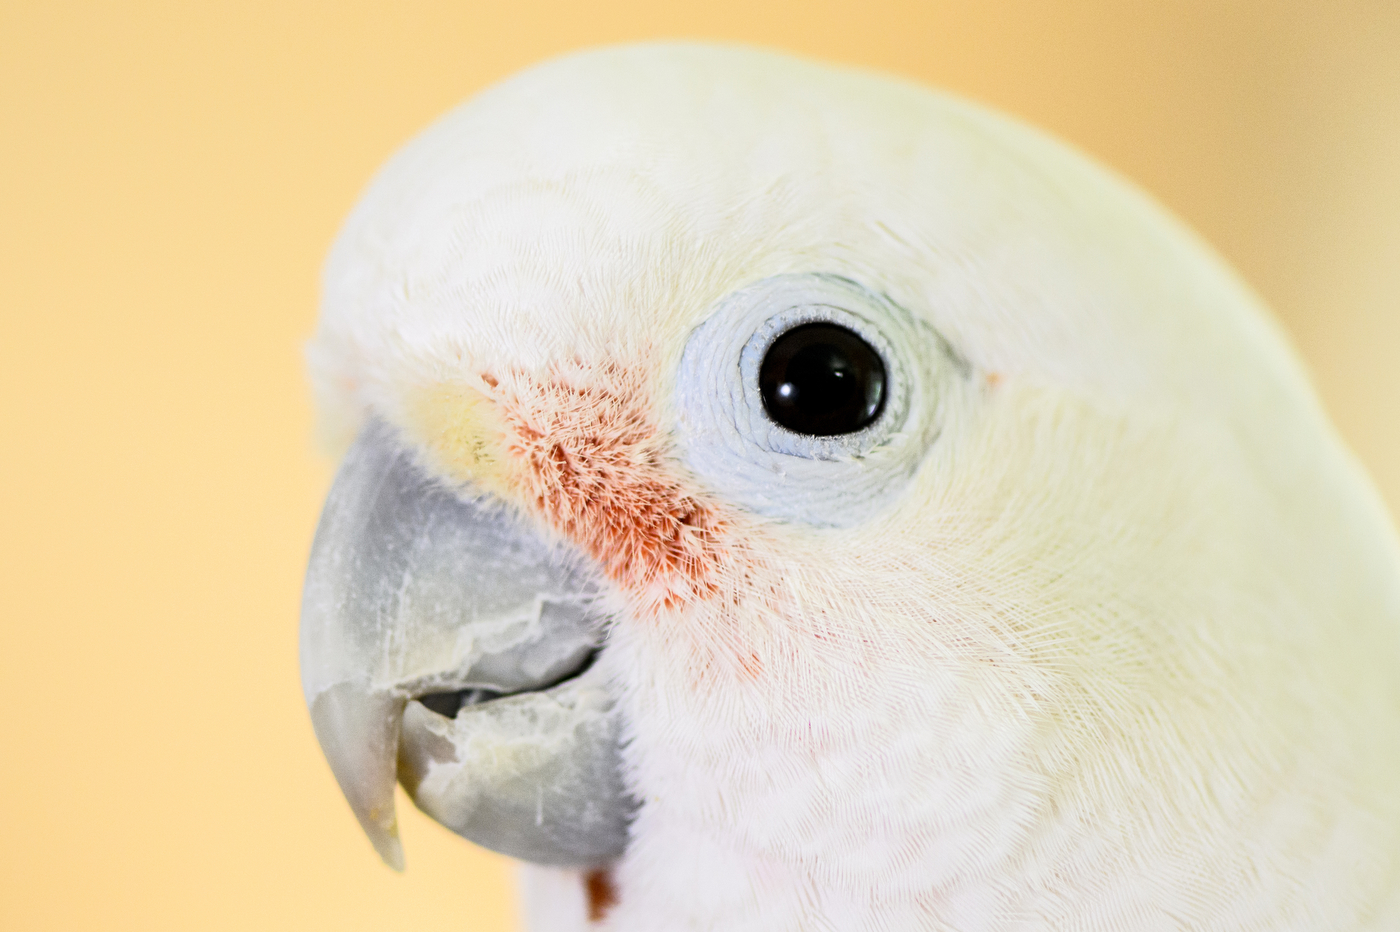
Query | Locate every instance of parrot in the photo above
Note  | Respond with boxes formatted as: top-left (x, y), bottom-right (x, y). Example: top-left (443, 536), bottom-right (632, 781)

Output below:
top-left (298, 43), bottom-right (1400, 930)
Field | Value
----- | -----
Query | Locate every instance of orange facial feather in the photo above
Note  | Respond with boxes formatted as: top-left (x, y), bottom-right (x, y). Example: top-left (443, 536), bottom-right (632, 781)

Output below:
top-left (490, 362), bottom-right (734, 613)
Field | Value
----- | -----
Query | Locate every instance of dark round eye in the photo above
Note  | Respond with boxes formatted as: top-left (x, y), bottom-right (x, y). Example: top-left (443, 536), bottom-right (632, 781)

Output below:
top-left (758, 322), bottom-right (886, 436)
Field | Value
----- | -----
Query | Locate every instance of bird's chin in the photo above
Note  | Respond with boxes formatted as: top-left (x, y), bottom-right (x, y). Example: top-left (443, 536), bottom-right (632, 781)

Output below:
top-left (300, 420), bottom-right (636, 870)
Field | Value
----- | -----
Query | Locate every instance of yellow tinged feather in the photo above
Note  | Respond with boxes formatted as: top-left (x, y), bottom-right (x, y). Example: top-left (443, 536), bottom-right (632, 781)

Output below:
top-left (403, 382), bottom-right (517, 499)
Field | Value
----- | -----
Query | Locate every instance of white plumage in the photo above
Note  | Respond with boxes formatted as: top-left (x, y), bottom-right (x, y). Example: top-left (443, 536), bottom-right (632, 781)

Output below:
top-left (307, 44), bottom-right (1400, 929)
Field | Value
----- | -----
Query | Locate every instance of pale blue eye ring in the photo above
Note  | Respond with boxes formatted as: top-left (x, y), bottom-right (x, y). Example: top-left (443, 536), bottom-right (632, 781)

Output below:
top-left (673, 273), bottom-right (964, 528)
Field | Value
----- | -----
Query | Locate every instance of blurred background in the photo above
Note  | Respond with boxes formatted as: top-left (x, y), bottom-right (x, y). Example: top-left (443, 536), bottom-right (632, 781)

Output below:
top-left (1, 2), bottom-right (1396, 929)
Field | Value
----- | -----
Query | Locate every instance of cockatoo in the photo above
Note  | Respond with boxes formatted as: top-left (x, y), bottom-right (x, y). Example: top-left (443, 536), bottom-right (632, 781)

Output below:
top-left (299, 44), bottom-right (1400, 930)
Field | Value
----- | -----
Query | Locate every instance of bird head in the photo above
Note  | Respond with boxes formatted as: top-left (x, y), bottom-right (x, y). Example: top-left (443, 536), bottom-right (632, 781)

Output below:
top-left (300, 44), bottom-right (1400, 921)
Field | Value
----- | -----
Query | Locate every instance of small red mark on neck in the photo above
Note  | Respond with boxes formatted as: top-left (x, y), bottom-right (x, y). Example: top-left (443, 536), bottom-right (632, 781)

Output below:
top-left (740, 651), bottom-right (763, 679)
top-left (584, 868), bottom-right (618, 922)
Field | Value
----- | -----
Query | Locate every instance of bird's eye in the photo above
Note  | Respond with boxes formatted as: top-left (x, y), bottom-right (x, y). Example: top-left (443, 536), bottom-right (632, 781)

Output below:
top-left (759, 323), bottom-right (886, 436)
top-left (675, 272), bottom-right (962, 527)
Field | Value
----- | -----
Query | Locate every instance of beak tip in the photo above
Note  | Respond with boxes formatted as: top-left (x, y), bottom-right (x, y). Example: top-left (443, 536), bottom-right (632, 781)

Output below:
top-left (307, 685), bottom-right (409, 872)
top-left (359, 807), bottom-right (405, 871)
top-left (376, 834), bottom-right (406, 872)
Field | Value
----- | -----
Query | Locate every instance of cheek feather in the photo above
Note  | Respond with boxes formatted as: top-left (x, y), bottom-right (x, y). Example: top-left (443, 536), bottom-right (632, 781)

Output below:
top-left (491, 363), bottom-right (737, 612)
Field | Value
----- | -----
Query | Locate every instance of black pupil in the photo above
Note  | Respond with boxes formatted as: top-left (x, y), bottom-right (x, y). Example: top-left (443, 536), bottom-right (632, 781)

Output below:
top-left (758, 322), bottom-right (886, 436)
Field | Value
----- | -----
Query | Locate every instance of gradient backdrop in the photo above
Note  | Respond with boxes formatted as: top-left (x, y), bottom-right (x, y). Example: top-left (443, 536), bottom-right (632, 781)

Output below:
top-left (2, 2), bottom-right (1397, 929)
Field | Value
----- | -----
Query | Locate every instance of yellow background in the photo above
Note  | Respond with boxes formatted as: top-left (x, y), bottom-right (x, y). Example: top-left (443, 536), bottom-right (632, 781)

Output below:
top-left (2, 2), bottom-right (1397, 929)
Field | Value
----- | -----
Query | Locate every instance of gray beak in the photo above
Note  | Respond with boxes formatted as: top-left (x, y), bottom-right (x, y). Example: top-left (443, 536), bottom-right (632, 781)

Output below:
top-left (299, 422), bottom-right (635, 869)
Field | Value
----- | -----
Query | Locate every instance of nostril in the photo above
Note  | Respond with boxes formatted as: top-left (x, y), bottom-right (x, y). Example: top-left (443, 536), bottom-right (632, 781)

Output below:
top-left (416, 688), bottom-right (503, 719)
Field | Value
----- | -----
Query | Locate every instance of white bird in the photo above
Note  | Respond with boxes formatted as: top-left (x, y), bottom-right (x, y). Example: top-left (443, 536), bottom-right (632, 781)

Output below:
top-left (299, 44), bottom-right (1400, 930)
